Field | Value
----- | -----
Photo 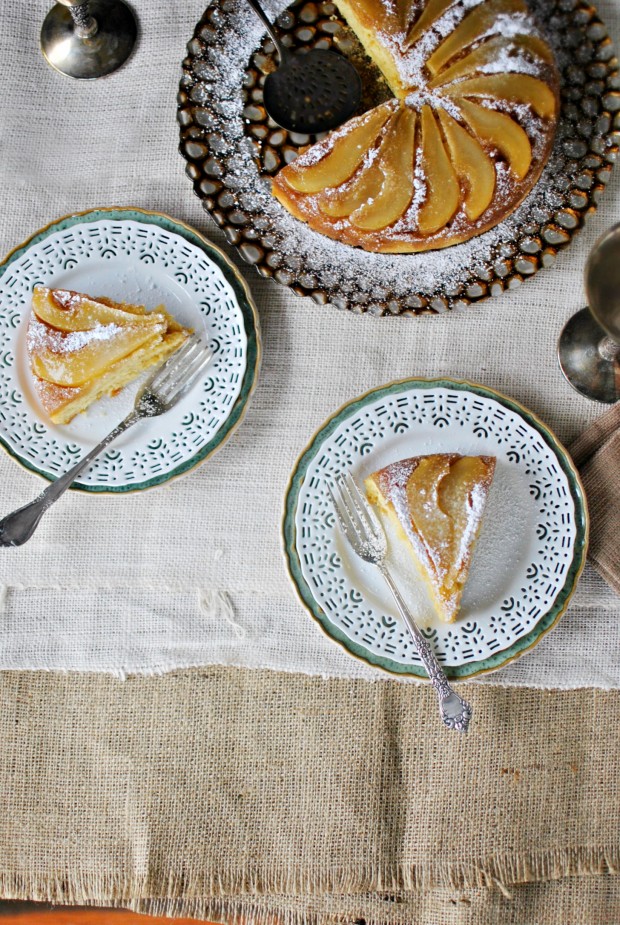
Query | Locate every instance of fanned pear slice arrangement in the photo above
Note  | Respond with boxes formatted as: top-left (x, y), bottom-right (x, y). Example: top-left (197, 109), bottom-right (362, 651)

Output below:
top-left (28, 286), bottom-right (191, 424)
top-left (272, 0), bottom-right (560, 254)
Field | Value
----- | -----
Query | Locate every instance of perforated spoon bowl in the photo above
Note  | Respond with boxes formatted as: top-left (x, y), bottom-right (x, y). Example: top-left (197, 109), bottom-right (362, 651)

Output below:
top-left (245, 0), bottom-right (362, 134)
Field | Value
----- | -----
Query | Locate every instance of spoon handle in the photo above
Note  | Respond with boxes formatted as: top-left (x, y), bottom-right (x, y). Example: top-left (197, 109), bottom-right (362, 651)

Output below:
top-left (244, 0), bottom-right (289, 62)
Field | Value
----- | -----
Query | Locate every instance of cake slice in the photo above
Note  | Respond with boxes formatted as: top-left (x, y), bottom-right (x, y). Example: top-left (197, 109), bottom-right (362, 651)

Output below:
top-left (27, 286), bottom-right (191, 424)
top-left (365, 454), bottom-right (496, 622)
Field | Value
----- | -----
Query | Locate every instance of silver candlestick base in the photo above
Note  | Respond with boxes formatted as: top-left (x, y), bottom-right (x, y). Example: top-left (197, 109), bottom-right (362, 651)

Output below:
top-left (558, 223), bottom-right (620, 404)
top-left (558, 307), bottom-right (619, 404)
top-left (41, 0), bottom-right (137, 80)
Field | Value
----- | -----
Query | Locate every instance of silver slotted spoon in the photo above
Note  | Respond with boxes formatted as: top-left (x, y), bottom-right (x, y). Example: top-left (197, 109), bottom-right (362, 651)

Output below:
top-left (244, 0), bottom-right (362, 134)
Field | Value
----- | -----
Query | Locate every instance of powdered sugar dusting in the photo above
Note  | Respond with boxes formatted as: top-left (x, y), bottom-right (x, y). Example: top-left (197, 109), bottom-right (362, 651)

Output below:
top-left (477, 48), bottom-right (544, 77)
top-left (27, 317), bottom-right (125, 354)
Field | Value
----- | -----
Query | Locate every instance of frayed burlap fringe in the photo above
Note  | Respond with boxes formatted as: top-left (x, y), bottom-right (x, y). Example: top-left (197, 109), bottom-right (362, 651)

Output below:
top-left (78, 876), bottom-right (620, 925)
top-left (0, 848), bottom-right (618, 904)
top-left (120, 876), bottom-right (620, 925)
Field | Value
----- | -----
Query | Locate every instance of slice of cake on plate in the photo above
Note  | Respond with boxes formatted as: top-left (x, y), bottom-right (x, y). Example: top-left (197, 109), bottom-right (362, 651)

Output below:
top-left (27, 286), bottom-right (191, 424)
top-left (365, 453), bottom-right (496, 622)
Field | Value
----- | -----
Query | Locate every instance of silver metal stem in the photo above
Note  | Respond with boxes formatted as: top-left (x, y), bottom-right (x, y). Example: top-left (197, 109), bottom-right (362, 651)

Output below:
top-left (379, 564), bottom-right (473, 733)
top-left (598, 335), bottom-right (619, 362)
top-left (68, 1), bottom-right (98, 38)
top-left (243, 0), bottom-right (289, 63)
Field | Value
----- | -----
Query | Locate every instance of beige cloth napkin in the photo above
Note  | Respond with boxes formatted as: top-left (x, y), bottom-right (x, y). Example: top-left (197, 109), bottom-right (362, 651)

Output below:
top-left (570, 403), bottom-right (620, 596)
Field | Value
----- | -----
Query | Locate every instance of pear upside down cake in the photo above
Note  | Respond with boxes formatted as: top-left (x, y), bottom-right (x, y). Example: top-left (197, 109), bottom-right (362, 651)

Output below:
top-left (272, 0), bottom-right (560, 253)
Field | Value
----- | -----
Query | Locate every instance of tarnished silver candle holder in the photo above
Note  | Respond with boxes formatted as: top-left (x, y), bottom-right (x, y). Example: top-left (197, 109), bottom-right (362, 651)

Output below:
top-left (41, 0), bottom-right (137, 80)
top-left (559, 224), bottom-right (620, 404)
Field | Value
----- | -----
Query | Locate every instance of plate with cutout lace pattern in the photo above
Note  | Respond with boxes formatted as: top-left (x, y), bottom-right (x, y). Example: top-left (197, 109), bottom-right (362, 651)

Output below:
top-left (0, 208), bottom-right (260, 493)
top-left (283, 378), bottom-right (588, 679)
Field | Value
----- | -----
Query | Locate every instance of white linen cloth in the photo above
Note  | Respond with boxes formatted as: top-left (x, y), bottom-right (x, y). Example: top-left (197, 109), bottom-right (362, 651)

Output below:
top-left (0, 0), bottom-right (618, 687)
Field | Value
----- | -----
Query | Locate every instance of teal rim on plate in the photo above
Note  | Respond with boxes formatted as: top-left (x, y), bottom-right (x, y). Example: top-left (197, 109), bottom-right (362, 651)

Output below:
top-left (0, 208), bottom-right (261, 494)
top-left (282, 377), bottom-right (589, 680)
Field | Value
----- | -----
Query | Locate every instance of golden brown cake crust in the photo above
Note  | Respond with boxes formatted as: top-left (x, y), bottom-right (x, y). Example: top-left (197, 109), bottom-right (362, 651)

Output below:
top-left (272, 0), bottom-right (560, 253)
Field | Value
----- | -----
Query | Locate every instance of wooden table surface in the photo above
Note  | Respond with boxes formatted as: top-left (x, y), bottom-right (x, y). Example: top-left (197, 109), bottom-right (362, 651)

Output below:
top-left (0, 905), bottom-right (216, 925)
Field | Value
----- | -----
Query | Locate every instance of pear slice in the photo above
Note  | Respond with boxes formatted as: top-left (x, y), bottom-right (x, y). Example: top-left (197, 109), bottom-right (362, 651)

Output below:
top-left (319, 162), bottom-right (384, 219)
top-left (32, 286), bottom-right (165, 333)
top-left (30, 322), bottom-right (166, 387)
top-left (429, 34), bottom-right (555, 89)
top-left (398, 0), bottom-right (419, 33)
top-left (437, 110), bottom-right (495, 221)
top-left (351, 109), bottom-right (416, 231)
top-left (282, 105), bottom-right (391, 194)
top-left (457, 98), bottom-right (532, 179)
top-left (427, 0), bottom-right (528, 76)
top-left (319, 111), bottom-right (399, 218)
top-left (417, 106), bottom-right (460, 236)
top-left (405, 455), bottom-right (453, 579)
top-left (438, 455), bottom-right (491, 589)
top-left (445, 73), bottom-right (556, 119)
top-left (405, 0), bottom-right (456, 47)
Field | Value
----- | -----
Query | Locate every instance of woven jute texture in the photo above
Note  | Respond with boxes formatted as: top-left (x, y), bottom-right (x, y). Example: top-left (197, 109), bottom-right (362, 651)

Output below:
top-left (1, 667), bottom-right (618, 924)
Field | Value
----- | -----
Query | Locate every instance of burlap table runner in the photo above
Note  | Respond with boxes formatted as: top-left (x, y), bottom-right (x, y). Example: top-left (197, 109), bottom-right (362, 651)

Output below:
top-left (1, 667), bottom-right (619, 924)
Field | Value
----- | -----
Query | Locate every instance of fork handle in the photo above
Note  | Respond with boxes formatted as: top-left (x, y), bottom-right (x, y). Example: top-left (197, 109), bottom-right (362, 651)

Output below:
top-left (379, 564), bottom-right (472, 733)
top-left (0, 410), bottom-right (140, 548)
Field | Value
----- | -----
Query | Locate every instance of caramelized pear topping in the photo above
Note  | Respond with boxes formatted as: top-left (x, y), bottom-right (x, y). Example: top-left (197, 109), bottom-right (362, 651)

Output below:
top-left (351, 108), bottom-right (416, 231)
top-left (283, 106), bottom-right (391, 194)
top-left (31, 323), bottom-right (166, 387)
top-left (427, 0), bottom-right (528, 76)
top-left (319, 111), bottom-right (400, 218)
top-left (438, 456), bottom-right (490, 588)
top-left (429, 34), bottom-right (555, 89)
top-left (457, 99), bottom-right (532, 179)
top-left (33, 287), bottom-right (165, 333)
top-left (406, 0), bottom-right (456, 47)
top-left (417, 105), bottom-right (460, 235)
top-left (437, 110), bottom-right (496, 221)
top-left (445, 73), bottom-right (556, 119)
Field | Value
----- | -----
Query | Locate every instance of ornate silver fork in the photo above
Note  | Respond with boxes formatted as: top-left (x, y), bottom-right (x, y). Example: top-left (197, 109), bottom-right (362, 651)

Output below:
top-left (0, 335), bottom-right (212, 548)
top-left (330, 472), bottom-right (473, 733)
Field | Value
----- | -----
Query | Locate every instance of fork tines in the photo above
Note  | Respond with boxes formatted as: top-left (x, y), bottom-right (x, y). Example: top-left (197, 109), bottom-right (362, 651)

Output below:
top-left (148, 334), bottom-right (213, 401)
top-left (330, 472), bottom-right (386, 560)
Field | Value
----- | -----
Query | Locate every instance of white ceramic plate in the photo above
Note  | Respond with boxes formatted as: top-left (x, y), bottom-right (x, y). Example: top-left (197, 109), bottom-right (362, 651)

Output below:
top-left (283, 378), bottom-right (588, 679)
top-left (0, 208), bottom-right (260, 492)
